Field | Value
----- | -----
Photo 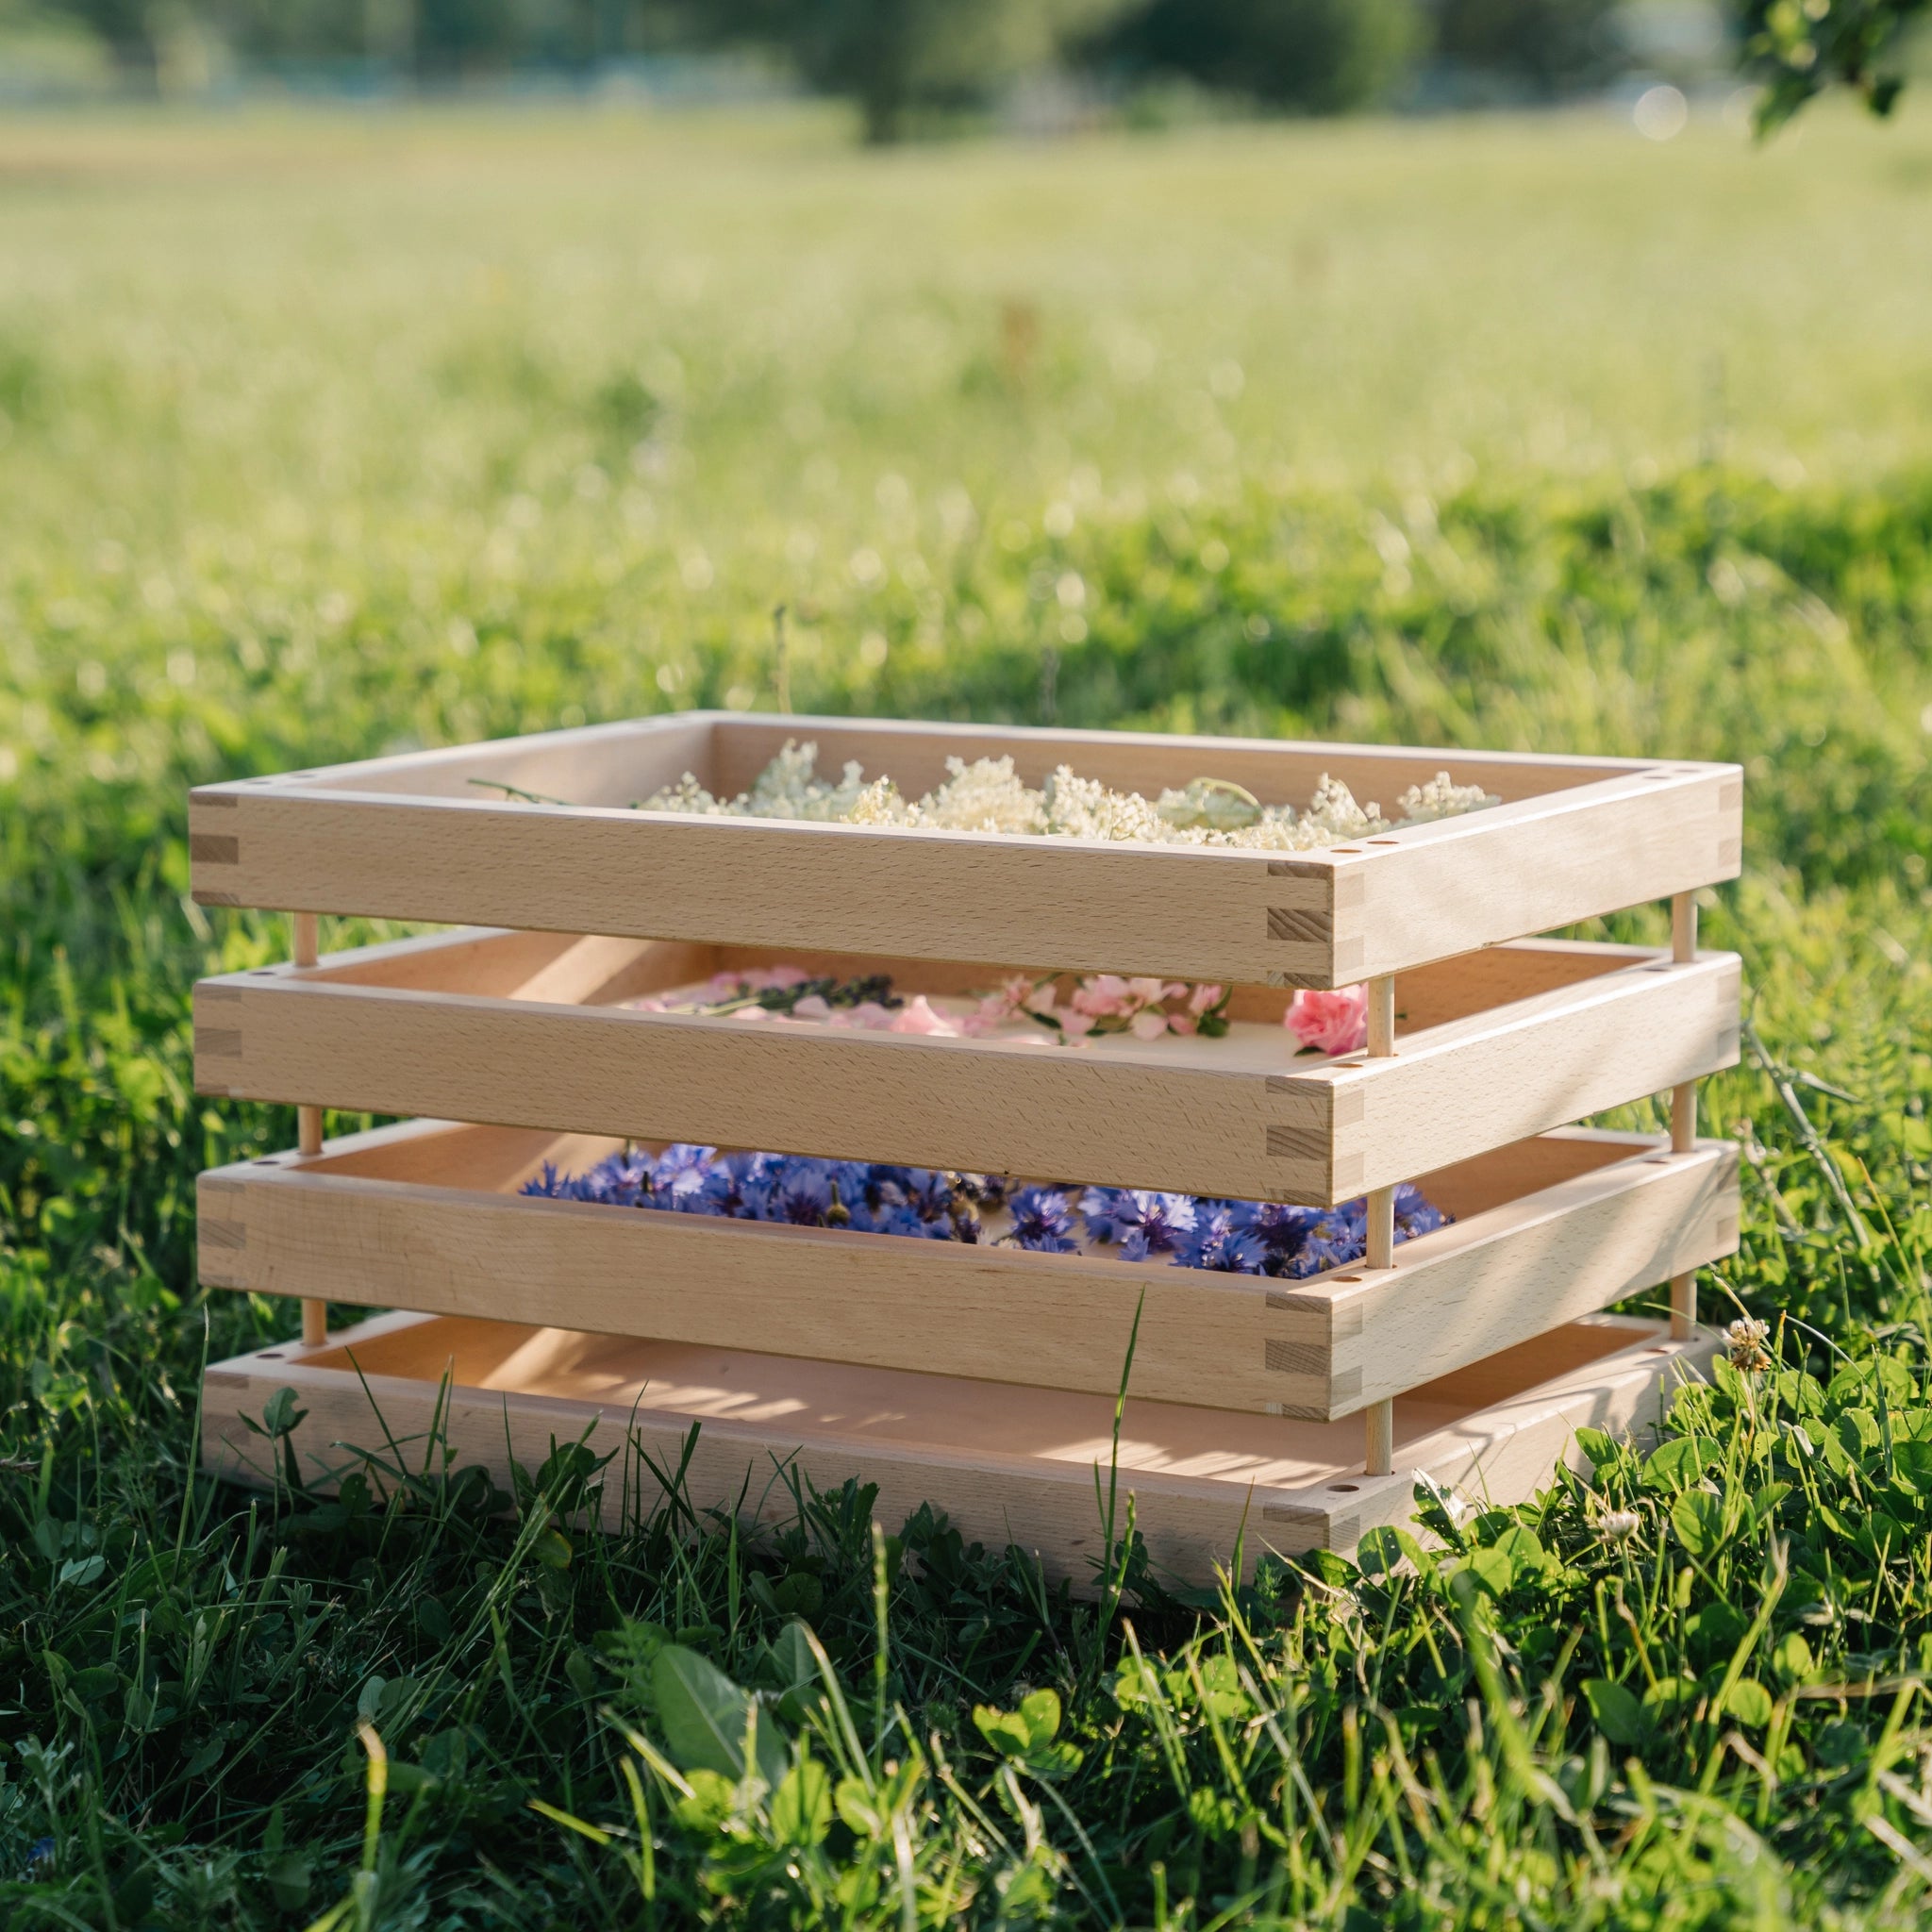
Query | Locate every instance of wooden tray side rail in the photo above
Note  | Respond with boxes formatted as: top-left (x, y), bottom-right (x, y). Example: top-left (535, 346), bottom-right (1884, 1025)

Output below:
top-left (201, 1308), bottom-right (1720, 1580)
top-left (193, 929), bottom-right (1742, 1208)
top-left (199, 1122), bottom-right (1739, 1422)
top-left (189, 713), bottom-right (1743, 989)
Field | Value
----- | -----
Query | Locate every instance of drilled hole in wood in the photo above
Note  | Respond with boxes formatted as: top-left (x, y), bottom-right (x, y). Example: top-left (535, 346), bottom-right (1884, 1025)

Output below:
top-left (1330, 1483), bottom-right (1360, 1492)
top-left (1331, 846), bottom-right (1362, 854)
top-left (259, 1352), bottom-right (282, 1359)
top-left (253, 1158), bottom-right (281, 1166)
top-left (1367, 838), bottom-right (1400, 845)
top-left (1332, 1274), bottom-right (1364, 1283)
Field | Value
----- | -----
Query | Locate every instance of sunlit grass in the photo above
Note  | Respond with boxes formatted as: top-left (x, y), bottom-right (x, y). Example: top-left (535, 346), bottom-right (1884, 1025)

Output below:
top-left (3, 103), bottom-right (1932, 1925)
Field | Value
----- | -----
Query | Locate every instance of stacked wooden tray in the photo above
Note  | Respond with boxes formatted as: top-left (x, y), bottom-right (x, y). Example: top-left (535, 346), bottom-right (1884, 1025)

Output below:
top-left (192, 714), bottom-right (1742, 1578)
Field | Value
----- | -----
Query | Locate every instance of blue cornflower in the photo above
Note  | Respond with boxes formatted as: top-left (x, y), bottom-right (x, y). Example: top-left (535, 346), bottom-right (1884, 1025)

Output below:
top-left (765, 1158), bottom-right (839, 1226)
top-left (650, 1143), bottom-right (721, 1213)
top-left (1395, 1181), bottom-right (1448, 1240)
top-left (1226, 1198), bottom-right (1324, 1266)
top-left (1005, 1184), bottom-right (1079, 1254)
top-left (1080, 1188), bottom-right (1197, 1261)
top-left (710, 1149), bottom-right (784, 1219)
top-left (1178, 1208), bottom-right (1271, 1274)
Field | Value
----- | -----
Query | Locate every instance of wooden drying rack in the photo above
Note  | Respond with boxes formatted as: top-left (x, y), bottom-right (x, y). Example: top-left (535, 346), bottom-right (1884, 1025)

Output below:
top-left (191, 714), bottom-right (1742, 1576)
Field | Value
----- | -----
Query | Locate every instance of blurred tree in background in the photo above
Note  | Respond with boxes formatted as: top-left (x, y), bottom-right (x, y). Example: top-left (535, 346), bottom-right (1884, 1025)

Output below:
top-left (10, 0), bottom-right (1927, 135)
top-left (1433, 0), bottom-right (1624, 95)
top-left (1088, 0), bottom-right (1428, 113)
top-left (711, 0), bottom-right (1129, 142)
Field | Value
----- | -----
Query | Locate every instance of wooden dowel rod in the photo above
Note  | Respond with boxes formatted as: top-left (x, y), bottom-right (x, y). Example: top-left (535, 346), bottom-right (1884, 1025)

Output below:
top-left (1366, 974), bottom-right (1396, 1058)
top-left (1672, 891), bottom-right (1697, 964)
top-left (291, 912), bottom-right (325, 1344)
top-left (1670, 1272), bottom-right (1696, 1341)
top-left (1669, 892), bottom-right (1699, 1337)
top-left (1365, 1399), bottom-right (1394, 1478)
top-left (1366, 1186), bottom-right (1395, 1271)
top-left (1363, 972), bottom-right (1399, 1468)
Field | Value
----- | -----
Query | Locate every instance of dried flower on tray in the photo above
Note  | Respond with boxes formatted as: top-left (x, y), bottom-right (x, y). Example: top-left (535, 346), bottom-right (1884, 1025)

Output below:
top-left (521, 1143), bottom-right (1450, 1280)
top-left (618, 741), bottom-right (1499, 852)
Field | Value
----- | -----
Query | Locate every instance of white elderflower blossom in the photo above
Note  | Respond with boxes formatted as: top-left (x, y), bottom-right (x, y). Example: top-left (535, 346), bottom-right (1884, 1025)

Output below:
top-left (1396, 772), bottom-right (1503, 823)
top-left (633, 741), bottom-right (1498, 850)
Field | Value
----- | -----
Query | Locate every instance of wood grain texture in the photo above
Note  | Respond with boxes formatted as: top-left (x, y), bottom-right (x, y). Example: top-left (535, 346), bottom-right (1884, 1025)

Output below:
top-left (192, 937), bottom-right (1741, 1206)
top-left (198, 1310), bottom-right (1718, 1579)
top-left (187, 714), bottom-right (1743, 987)
top-left (197, 1120), bottom-right (1736, 1418)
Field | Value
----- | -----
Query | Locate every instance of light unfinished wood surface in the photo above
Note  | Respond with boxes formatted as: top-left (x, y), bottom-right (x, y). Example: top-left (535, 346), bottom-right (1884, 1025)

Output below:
top-left (188, 713), bottom-right (1743, 988)
top-left (193, 930), bottom-right (1741, 1206)
top-left (197, 1122), bottom-right (1735, 1420)
top-left (199, 1309), bottom-right (1717, 1579)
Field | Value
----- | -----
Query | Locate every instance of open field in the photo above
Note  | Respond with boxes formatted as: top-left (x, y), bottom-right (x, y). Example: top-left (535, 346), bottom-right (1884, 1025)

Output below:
top-left (4, 104), bottom-right (1932, 1926)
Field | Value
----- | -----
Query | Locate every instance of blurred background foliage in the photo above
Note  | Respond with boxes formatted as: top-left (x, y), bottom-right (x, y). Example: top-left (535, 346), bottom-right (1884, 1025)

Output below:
top-left (3, 0), bottom-right (1929, 142)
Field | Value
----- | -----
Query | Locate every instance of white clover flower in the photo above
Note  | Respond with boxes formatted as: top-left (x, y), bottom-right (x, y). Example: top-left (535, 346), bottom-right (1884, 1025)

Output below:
top-left (1725, 1316), bottom-right (1773, 1373)
top-left (1599, 1509), bottom-right (1641, 1544)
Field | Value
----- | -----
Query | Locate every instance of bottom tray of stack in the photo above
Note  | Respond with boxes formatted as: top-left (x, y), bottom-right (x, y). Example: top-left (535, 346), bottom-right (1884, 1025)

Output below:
top-left (202, 1309), bottom-right (1717, 1579)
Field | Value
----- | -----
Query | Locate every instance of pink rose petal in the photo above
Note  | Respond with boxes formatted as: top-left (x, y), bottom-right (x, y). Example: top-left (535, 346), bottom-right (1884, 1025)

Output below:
top-left (1129, 1008), bottom-right (1169, 1041)
top-left (1286, 984), bottom-right (1368, 1056)
top-left (890, 994), bottom-right (960, 1037)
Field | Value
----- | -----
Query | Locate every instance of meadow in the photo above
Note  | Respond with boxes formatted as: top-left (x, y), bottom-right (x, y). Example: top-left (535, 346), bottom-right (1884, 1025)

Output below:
top-left (3, 99), bottom-right (1932, 1926)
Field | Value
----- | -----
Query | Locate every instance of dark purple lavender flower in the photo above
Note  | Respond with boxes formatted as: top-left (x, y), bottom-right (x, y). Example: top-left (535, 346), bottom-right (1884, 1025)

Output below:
top-left (1005, 1184), bottom-right (1079, 1254)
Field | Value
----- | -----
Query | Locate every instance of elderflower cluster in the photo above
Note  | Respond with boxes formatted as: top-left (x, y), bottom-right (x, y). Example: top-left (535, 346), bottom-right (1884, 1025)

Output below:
top-left (1394, 772), bottom-right (1500, 823)
top-left (639, 741), bottom-right (1499, 852)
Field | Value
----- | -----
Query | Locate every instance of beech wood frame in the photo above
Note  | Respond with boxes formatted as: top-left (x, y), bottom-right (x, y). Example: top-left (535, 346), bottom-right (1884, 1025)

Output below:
top-left (189, 712), bottom-right (1743, 989)
top-left (201, 1122), bottom-right (1738, 1423)
top-left (194, 927), bottom-right (1742, 1208)
top-left (201, 1308), bottom-right (1720, 1579)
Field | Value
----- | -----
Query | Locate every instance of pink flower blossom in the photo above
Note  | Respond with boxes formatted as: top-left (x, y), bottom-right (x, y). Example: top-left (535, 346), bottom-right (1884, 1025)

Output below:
top-left (1286, 985), bottom-right (1368, 1056)
top-left (1188, 982), bottom-right (1225, 1015)
top-left (791, 994), bottom-right (833, 1021)
top-left (1167, 1012), bottom-right (1197, 1036)
top-left (1129, 1008), bottom-right (1169, 1041)
top-left (889, 994), bottom-right (961, 1037)
top-left (1058, 1008), bottom-right (1097, 1039)
top-left (731, 1006), bottom-right (772, 1023)
top-left (1024, 983), bottom-right (1058, 1016)
top-left (1071, 974), bottom-right (1133, 1018)
top-left (1126, 976), bottom-right (1167, 1005)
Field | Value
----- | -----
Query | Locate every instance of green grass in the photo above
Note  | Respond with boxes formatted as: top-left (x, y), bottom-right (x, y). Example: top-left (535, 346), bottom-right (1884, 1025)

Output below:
top-left (4, 102), bottom-right (1932, 1927)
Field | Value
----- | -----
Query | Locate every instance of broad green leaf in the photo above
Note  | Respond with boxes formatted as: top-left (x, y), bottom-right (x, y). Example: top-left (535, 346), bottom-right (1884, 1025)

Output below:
top-left (1671, 1491), bottom-right (1724, 1557)
top-left (1724, 1678), bottom-right (1774, 1727)
top-left (770, 1756), bottom-right (832, 1846)
top-left (1016, 1687), bottom-right (1061, 1750)
top-left (1773, 1632), bottom-right (1814, 1685)
top-left (835, 1774), bottom-right (883, 1838)
top-left (973, 1704), bottom-right (1035, 1757)
top-left (652, 1644), bottom-right (787, 1788)
top-left (1582, 1679), bottom-right (1646, 1746)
